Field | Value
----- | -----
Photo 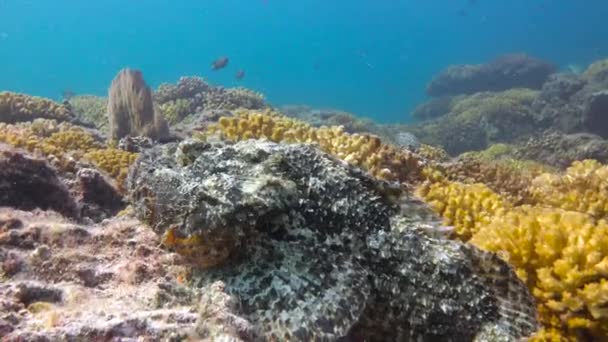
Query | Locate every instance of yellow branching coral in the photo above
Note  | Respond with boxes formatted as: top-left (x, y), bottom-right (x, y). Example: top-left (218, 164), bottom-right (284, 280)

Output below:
top-left (417, 144), bottom-right (449, 162)
top-left (415, 181), bottom-right (509, 241)
top-left (445, 156), bottom-right (553, 206)
top-left (0, 91), bottom-right (73, 123)
top-left (0, 120), bottom-right (137, 189)
top-left (84, 148), bottom-right (138, 187)
top-left (529, 160), bottom-right (608, 219)
top-left (40, 130), bottom-right (102, 156)
top-left (471, 206), bottom-right (608, 341)
top-left (208, 109), bottom-right (421, 184)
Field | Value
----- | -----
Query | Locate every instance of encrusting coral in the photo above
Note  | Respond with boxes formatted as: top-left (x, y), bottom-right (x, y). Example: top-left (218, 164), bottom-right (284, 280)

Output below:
top-left (471, 206), bottom-right (608, 341)
top-left (0, 91), bottom-right (74, 124)
top-left (206, 108), bottom-right (422, 184)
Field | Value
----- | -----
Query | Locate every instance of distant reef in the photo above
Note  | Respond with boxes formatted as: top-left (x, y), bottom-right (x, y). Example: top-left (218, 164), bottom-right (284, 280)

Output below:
top-left (426, 53), bottom-right (555, 97)
top-left (407, 55), bottom-right (608, 160)
top-left (2, 57), bottom-right (608, 341)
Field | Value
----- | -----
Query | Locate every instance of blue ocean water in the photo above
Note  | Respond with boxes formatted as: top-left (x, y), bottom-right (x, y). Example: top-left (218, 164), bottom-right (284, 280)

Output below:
top-left (0, 0), bottom-right (606, 123)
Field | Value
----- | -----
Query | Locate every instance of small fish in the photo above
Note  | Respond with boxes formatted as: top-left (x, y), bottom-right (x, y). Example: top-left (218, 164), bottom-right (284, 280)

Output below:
top-left (235, 70), bottom-right (246, 80)
top-left (211, 57), bottom-right (229, 70)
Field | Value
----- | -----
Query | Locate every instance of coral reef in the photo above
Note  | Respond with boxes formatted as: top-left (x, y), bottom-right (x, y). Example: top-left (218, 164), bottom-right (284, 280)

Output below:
top-left (0, 119), bottom-right (137, 195)
top-left (410, 96), bottom-right (460, 121)
top-left (529, 160), bottom-right (608, 219)
top-left (154, 76), bottom-right (267, 125)
top-left (67, 95), bottom-right (108, 130)
top-left (107, 68), bottom-right (169, 141)
top-left (408, 88), bottom-right (539, 155)
top-left (127, 139), bottom-right (538, 340)
top-left (426, 53), bottom-right (555, 96)
top-left (415, 181), bottom-right (509, 241)
top-left (207, 109), bottom-right (422, 184)
top-left (0, 91), bottom-right (74, 124)
top-left (582, 58), bottom-right (608, 84)
top-left (471, 206), bottom-right (608, 341)
top-left (582, 90), bottom-right (608, 138)
top-left (513, 130), bottom-right (608, 168)
top-left (443, 151), bottom-right (553, 205)
top-left (83, 148), bottom-right (138, 190)
top-left (158, 98), bottom-right (193, 125)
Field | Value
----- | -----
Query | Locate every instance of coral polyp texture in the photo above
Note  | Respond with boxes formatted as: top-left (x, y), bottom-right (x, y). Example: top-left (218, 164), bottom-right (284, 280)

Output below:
top-left (0, 91), bottom-right (74, 123)
top-left (207, 109), bottom-right (422, 184)
top-left (415, 181), bottom-right (509, 241)
top-left (444, 153), bottom-right (553, 206)
top-left (529, 159), bottom-right (608, 219)
top-left (127, 139), bottom-right (538, 341)
top-left (471, 206), bottom-right (608, 341)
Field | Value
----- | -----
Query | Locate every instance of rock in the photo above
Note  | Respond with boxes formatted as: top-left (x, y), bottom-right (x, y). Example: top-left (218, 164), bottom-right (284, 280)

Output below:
top-left (531, 73), bottom-right (587, 132)
top-left (75, 168), bottom-right (125, 220)
top-left (393, 131), bottom-right (421, 150)
top-left (128, 139), bottom-right (538, 340)
top-left (0, 146), bottom-right (78, 218)
top-left (117, 136), bottom-right (154, 153)
top-left (195, 281), bottom-right (256, 341)
top-left (0, 208), bottom-right (209, 341)
top-left (427, 53), bottom-right (555, 97)
top-left (583, 90), bottom-right (608, 138)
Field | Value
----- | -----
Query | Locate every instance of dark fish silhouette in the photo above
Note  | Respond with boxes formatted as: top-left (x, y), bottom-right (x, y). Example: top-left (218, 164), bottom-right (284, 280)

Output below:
top-left (235, 70), bottom-right (246, 80)
top-left (212, 57), bottom-right (229, 70)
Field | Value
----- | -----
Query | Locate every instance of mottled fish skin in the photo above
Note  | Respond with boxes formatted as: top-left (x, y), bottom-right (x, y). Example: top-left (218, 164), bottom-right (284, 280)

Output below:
top-left (128, 140), bottom-right (538, 341)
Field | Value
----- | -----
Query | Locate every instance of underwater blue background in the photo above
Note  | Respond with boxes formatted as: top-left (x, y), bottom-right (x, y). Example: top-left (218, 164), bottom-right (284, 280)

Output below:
top-left (0, 0), bottom-right (606, 122)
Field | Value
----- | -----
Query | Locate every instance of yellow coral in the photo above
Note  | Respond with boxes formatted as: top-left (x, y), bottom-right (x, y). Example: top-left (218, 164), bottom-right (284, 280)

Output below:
top-left (208, 109), bottom-right (421, 184)
top-left (471, 206), bottom-right (608, 341)
top-left (84, 148), bottom-right (138, 188)
top-left (415, 181), bottom-right (509, 241)
top-left (417, 144), bottom-right (449, 162)
top-left (445, 155), bottom-right (553, 205)
top-left (529, 160), bottom-right (608, 219)
top-left (0, 91), bottom-right (73, 123)
top-left (40, 129), bottom-right (101, 156)
top-left (0, 120), bottom-right (138, 189)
